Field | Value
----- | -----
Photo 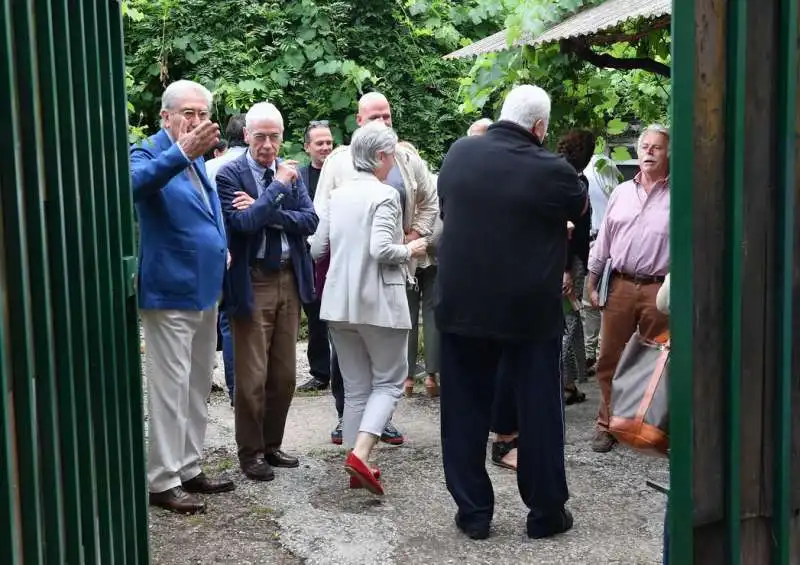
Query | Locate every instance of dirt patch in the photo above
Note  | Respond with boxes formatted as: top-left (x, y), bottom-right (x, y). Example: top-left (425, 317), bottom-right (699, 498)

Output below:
top-left (148, 449), bottom-right (304, 565)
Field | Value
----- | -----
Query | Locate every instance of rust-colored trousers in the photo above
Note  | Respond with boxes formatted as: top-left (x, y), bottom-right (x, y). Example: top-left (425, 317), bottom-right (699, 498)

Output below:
top-left (233, 266), bottom-right (300, 463)
top-left (595, 277), bottom-right (669, 428)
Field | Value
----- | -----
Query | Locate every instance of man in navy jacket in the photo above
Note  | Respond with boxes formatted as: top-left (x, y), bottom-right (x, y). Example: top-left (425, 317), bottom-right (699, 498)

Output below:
top-left (216, 102), bottom-right (318, 482)
top-left (131, 79), bottom-right (235, 515)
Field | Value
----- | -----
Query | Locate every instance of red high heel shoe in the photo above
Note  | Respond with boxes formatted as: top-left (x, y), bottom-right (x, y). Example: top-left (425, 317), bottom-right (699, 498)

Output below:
top-left (349, 467), bottom-right (381, 489)
top-left (345, 452), bottom-right (384, 495)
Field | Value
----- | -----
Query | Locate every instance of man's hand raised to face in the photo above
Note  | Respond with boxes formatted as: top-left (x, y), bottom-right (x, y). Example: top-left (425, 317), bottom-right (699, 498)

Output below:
top-left (275, 159), bottom-right (299, 185)
top-left (176, 119), bottom-right (220, 161)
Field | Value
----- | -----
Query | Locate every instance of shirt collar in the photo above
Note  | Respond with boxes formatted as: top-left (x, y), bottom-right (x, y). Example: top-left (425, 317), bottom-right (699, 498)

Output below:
top-left (246, 150), bottom-right (276, 177)
top-left (634, 171), bottom-right (670, 189)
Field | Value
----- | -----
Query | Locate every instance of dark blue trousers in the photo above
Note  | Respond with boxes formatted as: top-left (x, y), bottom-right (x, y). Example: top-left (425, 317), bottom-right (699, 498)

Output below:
top-left (218, 309), bottom-right (235, 401)
top-left (330, 337), bottom-right (345, 419)
top-left (302, 298), bottom-right (331, 382)
top-left (440, 332), bottom-right (568, 529)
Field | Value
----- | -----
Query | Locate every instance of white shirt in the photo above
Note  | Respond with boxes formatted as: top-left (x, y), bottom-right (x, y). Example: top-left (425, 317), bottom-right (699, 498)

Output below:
top-left (205, 146), bottom-right (248, 186)
top-left (583, 154), bottom-right (621, 234)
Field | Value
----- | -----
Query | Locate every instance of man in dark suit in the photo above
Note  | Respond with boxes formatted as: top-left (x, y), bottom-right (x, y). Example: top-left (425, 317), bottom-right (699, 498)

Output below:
top-left (296, 120), bottom-right (335, 394)
top-left (216, 102), bottom-right (318, 482)
top-left (436, 85), bottom-right (587, 540)
top-left (131, 79), bottom-right (235, 515)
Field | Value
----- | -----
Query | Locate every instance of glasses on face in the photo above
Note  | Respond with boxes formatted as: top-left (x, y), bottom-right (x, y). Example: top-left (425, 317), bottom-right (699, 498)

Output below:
top-left (175, 108), bottom-right (210, 121)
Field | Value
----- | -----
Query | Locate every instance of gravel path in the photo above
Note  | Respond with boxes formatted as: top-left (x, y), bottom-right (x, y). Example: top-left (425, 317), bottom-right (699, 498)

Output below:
top-left (148, 343), bottom-right (668, 564)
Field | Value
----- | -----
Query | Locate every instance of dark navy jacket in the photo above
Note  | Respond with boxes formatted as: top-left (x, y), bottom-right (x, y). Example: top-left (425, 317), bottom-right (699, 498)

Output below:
top-left (216, 152), bottom-right (318, 319)
top-left (130, 129), bottom-right (227, 311)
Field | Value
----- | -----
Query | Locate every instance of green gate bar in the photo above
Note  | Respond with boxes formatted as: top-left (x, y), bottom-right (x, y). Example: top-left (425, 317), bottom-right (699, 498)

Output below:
top-left (670, 0), bottom-right (800, 562)
top-left (0, 1), bottom-right (147, 563)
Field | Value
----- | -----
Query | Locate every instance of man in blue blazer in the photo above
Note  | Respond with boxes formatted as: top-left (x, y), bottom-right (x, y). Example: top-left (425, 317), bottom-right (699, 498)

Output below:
top-left (131, 79), bottom-right (235, 515)
top-left (216, 102), bottom-right (318, 482)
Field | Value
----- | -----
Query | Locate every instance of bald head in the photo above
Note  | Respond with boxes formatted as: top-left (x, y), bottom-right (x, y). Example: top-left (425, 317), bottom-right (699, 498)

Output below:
top-left (468, 118), bottom-right (493, 137)
top-left (357, 92), bottom-right (392, 128)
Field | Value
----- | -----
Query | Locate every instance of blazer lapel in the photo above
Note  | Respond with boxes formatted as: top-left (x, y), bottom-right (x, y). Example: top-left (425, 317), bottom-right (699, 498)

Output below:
top-left (236, 154), bottom-right (260, 198)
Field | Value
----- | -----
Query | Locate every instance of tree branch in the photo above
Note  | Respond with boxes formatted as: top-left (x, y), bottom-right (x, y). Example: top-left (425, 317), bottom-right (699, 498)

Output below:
top-left (585, 16), bottom-right (671, 46)
top-left (561, 39), bottom-right (671, 78)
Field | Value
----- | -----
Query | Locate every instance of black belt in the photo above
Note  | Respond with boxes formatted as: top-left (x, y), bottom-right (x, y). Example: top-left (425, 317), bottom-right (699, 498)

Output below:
top-left (251, 257), bottom-right (292, 273)
top-left (613, 270), bottom-right (664, 285)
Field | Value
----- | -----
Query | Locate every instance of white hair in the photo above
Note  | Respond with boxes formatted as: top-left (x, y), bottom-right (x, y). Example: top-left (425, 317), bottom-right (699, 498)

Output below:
top-left (350, 121), bottom-right (398, 173)
top-left (498, 85), bottom-right (551, 131)
top-left (467, 118), bottom-right (493, 136)
top-left (638, 124), bottom-right (670, 155)
top-left (245, 102), bottom-right (284, 131)
top-left (160, 80), bottom-right (213, 111)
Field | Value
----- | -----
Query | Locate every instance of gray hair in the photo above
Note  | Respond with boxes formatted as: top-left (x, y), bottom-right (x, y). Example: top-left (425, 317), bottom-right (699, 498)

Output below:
top-left (499, 85), bottom-right (551, 131)
top-left (160, 79), bottom-right (213, 111)
top-left (467, 118), bottom-right (493, 136)
top-left (350, 121), bottom-right (398, 173)
top-left (638, 124), bottom-right (670, 155)
top-left (245, 102), bottom-right (284, 131)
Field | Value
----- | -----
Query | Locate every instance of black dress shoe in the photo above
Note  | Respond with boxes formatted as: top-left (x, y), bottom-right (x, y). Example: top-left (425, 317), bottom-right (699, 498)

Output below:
top-left (264, 450), bottom-right (299, 468)
top-left (454, 511), bottom-right (490, 540)
top-left (527, 508), bottom-right (574, 539)
top-left (241, 460), bottom-right (275, 482)
top-left (297, 377), bottom-right (329, 393)
top-left (182, 472), bottom-right (235, 494)
top-left (149, 486), bottom-right (206, 515)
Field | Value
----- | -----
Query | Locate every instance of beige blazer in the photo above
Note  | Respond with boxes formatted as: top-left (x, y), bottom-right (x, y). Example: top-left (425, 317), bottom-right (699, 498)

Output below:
top-left (311, 172), bottom-right (413, 330)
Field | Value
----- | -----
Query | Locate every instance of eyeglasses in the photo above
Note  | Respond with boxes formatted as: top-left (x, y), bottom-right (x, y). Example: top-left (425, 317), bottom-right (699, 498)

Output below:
top-left (251, 132), bottom-right (283, 144)
top-left (175, 108), bottom-right (210, 121)
top-left (308, 120), bottom-right (329, 128)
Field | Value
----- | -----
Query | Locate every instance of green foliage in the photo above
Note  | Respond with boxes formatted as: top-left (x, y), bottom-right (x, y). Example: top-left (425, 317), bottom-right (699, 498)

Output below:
top-left (123, 0), bottom-right (487, 165)
top-left (453, 0), bottom-right (671, 146)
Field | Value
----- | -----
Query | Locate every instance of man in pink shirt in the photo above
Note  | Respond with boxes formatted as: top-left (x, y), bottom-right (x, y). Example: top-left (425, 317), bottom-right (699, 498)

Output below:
top-left (586, 124), bottom-right (670, 453)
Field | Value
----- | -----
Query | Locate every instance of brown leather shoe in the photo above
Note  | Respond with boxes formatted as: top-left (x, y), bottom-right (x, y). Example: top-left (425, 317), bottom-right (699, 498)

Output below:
top-left (241, 459), bottom-right (275, 481)
top-left (182, 472), bottom-right (235, 494)
top-left (591, 429), bottom-right (618, 453)
top-left (149, 486), bottom-right (206, 514)
top-left (265, 450), bottom-right (299, 468)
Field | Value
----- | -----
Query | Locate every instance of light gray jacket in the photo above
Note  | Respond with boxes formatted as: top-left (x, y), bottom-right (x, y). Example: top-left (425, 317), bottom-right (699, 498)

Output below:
top-left (311, 172), bottom-right (413, 330)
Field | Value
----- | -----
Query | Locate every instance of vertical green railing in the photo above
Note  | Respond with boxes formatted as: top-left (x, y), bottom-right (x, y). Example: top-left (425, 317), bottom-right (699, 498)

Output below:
top-left (0, 1), bottom-right (147, 563)
top-left (671, 0), bottom-right (799, 562)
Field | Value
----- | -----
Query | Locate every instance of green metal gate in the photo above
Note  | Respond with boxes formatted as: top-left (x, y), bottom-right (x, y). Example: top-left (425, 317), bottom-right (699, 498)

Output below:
top-left (0, 1), bottom-right (147, 564)
top-left (670, 0), bottom-right (800, 562)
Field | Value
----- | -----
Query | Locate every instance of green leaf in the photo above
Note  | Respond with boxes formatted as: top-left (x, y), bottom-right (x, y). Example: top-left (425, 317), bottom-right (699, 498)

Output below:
top-left (283, 47), bottom-right (306, 70)
top-left (185, 50), bottom-right (203, 64)
top-left (172, 35), bottom-right (191, 50)
top-left (611, 146), bottom-right (633, 161)
top-left (298, 26), bottom-right (317, 41)
top-left (606, 118), bottom-right (627, 136)
top-left (344, 114), bottom-right (358, 133)
top-left (269, 69), bottom-right (290, 88)
top-left (330, 89), bottom-right (352, 111)
top-left (304, 42), bottom-right (324, 62)
top-left (237, 79), bottom-right (268, 93)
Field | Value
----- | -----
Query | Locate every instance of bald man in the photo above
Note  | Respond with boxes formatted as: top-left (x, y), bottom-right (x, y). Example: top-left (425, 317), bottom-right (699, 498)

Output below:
top-left (468, 118), bottom-right (493, 137)
top-left (313, 92), bottom-right (439, 446)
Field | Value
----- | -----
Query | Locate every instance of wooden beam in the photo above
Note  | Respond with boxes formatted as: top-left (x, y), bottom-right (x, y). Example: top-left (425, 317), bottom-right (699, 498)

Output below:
top-left (560, 39), bottom-right (671, 77)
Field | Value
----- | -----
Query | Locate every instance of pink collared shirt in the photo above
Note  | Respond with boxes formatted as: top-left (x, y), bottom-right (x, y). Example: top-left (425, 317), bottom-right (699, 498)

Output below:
top-left (587, 172), bottom-right (670, 277)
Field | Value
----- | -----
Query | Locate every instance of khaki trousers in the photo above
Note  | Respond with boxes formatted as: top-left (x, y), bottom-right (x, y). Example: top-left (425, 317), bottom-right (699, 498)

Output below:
top-left (233, 266), bottom-right (300, 463)
top-left (595, 276), bottom-right (669, 428)
top-left (141, 306), bottom-right (218, 493)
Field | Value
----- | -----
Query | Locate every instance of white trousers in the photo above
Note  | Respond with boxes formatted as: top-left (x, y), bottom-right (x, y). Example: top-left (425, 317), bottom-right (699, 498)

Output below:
top-left (329, 322), bottom-right (408, 447)
top-left (141, 306), bottom-right (218, 493)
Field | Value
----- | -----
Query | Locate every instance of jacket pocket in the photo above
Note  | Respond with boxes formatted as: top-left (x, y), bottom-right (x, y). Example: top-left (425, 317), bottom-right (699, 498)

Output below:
top-left (150, 246), bottom-right (198, 297)
top-left (380, 265), bottom-right (406, 286)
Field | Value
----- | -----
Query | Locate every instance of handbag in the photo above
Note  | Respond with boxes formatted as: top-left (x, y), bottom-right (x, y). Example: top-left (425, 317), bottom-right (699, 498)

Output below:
top-left (609, 331), bottom-right (670, 457)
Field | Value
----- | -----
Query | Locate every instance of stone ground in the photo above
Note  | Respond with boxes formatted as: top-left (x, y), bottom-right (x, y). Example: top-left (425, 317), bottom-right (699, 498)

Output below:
top-left (148, 343), bottom-right (668, 565)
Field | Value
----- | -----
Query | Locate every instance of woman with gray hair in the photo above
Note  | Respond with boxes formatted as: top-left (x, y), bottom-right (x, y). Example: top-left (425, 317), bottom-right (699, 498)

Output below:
top-left (311, 121), bottom-right (428, 494)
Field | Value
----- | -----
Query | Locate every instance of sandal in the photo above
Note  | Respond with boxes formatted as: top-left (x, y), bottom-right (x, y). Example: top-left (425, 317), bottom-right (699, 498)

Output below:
top-left (564, 385), bottom-right (586, 405)
top-left (403, 377), bottom-right (415, 397)
top-left (424, 375), bottom-right (439, 398)
top-left (491, 438), bottom-right (518, 471)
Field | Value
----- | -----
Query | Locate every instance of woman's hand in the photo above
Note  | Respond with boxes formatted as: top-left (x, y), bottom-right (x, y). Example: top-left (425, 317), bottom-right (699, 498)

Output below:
top-left (562, 271), bottom-right (574, 297)
top-left (407, 238), bottom-right (428, 258)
